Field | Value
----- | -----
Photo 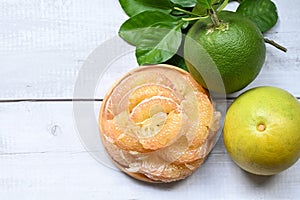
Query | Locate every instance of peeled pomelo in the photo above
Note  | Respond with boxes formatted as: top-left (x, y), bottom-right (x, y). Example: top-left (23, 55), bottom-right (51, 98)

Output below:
top-left (99, 64), bottom-right (221, 182)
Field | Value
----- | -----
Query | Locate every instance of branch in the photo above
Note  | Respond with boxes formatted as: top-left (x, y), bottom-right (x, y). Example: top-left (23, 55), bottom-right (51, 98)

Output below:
top-left (264, 38), bottom-right (287, 53)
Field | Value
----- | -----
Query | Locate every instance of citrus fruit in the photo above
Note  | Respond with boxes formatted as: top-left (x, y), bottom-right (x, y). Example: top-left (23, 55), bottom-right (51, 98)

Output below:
top-left (184, 11), bottom-right (266, 94)
top-left (99, 64), bottom-right (221, 182)
top-left (224, 86), bottom-right (300, 175)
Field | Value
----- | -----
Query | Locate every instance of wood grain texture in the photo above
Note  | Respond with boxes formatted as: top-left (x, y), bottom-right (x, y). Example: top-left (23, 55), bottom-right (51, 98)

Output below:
top-left (0, 0), bottom-right (300, 199)
top-left (0, 0), bottom-right (127, 99)
top-left (0, 0), bottom-right (299, 99)
top-left (0, 102), bottom-right (299, 200)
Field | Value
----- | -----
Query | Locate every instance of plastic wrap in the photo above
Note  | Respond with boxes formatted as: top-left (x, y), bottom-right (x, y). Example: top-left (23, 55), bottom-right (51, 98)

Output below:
top-left (99, 64), bottom-right (221, 182)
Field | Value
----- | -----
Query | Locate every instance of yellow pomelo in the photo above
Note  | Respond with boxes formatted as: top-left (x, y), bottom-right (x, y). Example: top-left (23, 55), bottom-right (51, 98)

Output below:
top-left (184, 11), bottom-right (266, 94)
top-left (224, 86), bottom-right (300, 175)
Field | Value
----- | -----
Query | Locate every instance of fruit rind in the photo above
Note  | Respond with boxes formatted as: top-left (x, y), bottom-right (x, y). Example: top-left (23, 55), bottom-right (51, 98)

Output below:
top-left (224, 86), bottom-right (300, 175)
top-left (184, 11), bottom-right (266, 94)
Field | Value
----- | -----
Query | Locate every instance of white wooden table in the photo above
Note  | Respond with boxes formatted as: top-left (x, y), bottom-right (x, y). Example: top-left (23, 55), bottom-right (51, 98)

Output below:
top-left (0, 0), bottom-right (299, 199)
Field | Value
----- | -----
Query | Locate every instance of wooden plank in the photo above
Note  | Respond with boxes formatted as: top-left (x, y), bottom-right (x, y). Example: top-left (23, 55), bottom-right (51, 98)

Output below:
top-left (0, 0), bottom-right (299, 199)
top-left (0, 0), bottom-right (128, 99)
top-left (1, 151), bottom-right (299, 200)
top-left (0, 101), bottom-right (300, 199)
top-left (1, 0), bottom-right (300, 100)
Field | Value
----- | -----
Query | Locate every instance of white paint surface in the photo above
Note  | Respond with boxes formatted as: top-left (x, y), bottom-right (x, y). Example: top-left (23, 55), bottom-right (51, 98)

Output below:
top-left (0, 0), bottom-right (299, 199)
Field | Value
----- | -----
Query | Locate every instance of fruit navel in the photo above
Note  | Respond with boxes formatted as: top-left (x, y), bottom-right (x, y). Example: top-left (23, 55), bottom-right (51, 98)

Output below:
top-left (257, 123), bottom-right (266, 132)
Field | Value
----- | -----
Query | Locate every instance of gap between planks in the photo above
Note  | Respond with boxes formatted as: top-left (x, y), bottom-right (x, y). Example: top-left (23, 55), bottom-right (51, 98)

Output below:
top-left (0, 97), bottom-right (299, 103)
top-left (0, 98), bottom-right (103, 103)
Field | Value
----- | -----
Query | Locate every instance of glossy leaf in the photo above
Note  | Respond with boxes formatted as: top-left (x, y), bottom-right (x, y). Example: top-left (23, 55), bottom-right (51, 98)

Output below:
top-left (119, 0), bottom-right (173, 17)
top-left (136, 23), bottom-right (182, 65)
top-left (164, 54), bottom-right (188, 71)
top-left (119, 11), bottom-right (180, 46)
top-left (170, 0), bottom-right (197, 7)
top-left (236, 0), bottom-right (278, 33)
top-left (192, 3), bottom-right (208, 16)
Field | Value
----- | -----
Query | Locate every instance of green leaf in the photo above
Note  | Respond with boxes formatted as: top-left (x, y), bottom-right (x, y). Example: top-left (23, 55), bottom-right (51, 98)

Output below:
top-left (164, 51), bottom-right (188, 71)
top-left (119, 0), bottom-right (173, 17)
top-left (236, 0), bottom-right (278, 33)
top-left (192, 3), bottom-right (208, 16)
top-left (196, 0), bottom-right (212, 9)
top-left (118, 11), bottom-right (183, 65)
top-left (163, 32), bottom-right (186, 70)
top-left (136, 23), bottom-right (183, 65)
top-left (170, 0), bottom-right (197, 7)
top-left (119, 11), bottom-right (180, 46)
top-left (193, 0), bottom-right (224, 17)
top-left (194, 0), bottom-right (229, 14)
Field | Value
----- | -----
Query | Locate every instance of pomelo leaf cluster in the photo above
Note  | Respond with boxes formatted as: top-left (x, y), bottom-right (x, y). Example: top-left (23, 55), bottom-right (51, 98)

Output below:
top-left (118, 0), bottom-right (278, 67)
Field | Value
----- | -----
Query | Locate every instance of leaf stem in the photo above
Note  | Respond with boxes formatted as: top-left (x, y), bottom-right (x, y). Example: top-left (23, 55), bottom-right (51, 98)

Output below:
top-left (217, 0), bottom-right (229, 12)
top-left (264, 38), bottom-right (287, 52)
top-left (173, 7), bottom-right (203, 17)
top-left (182, 16), bottom-right (209, 22)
